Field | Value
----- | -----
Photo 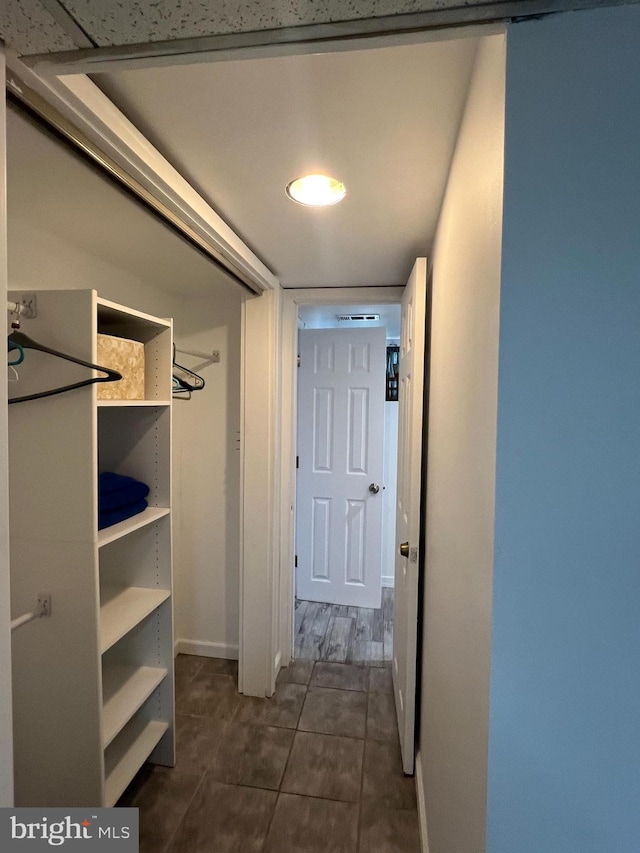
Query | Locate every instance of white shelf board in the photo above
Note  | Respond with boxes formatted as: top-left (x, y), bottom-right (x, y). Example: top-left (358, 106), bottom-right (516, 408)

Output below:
top-left (97, 400), bottom-right (171, 408)
top-left (104, 718), bottom-right (169, 807)
top-left (100, 587), bottom-right (171, 653)
top-left (97, 296), bottom-right (171, 330)
top-left (102, 664), bottom-right (168, 748)
top-left (98, 506), bottom-right (170, 548)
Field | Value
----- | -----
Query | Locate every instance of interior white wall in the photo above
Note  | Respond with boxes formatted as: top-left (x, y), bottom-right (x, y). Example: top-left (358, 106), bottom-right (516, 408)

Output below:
top-left (173, 291), bottom-right (242, 658)
top-left (418, 33), bottom-right (504, 853)
top-left (6, 109), bottom-right (244, 665)
top-left (9, 218), bottom-right (183, 317)
top-left (0, 49), bottom-right (15, 808)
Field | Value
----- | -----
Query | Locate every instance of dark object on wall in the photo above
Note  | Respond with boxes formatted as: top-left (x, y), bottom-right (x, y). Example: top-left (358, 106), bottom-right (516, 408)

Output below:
top-left (386, 345), bottom-right (400, 401)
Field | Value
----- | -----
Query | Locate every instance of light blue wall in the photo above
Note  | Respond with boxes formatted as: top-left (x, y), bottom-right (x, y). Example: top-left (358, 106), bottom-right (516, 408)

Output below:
top-left (487, 7), bottom-right (640, 853)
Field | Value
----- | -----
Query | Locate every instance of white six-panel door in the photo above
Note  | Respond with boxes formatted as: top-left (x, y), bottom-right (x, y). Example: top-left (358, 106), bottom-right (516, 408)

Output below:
top-left (393, 258), bottom-right (427, 774)
top-left (296, 327), bottom-right (386, 609)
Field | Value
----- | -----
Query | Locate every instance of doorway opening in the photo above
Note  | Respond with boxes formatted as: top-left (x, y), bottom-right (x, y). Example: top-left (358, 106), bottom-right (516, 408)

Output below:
top-left (293, 301), bottom-right (401, 666)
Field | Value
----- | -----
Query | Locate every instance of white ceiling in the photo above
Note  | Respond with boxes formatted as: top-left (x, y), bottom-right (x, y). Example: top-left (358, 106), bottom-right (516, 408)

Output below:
top-left (95, 35), bottom-right (478, 288)
top-left (0, 1), bottom-right (623, 294)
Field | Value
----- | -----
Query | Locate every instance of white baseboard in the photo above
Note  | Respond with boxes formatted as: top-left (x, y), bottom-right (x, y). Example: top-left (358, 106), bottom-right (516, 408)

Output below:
top-left (415, 750), bottom-right (429, 853)
top-left (381, 576), bottom-right (395, 588)
top-left (175, 639), bottom-right (239, 660)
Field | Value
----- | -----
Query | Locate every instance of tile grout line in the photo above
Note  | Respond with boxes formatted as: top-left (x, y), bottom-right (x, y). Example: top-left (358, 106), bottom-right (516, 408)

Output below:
top-left (259, 790), bottom-right (281, 853)
top-left (164, 657), bottom-right (405, 852)
top-left (260, 663), bottom-right (313, 851)
top-left (158, 714), bottom-right (232, 853)
top-left (138, 654), bottom-right (209, 851)
top-left (178, 670), bottom-right (299, 852)
top-left (163, 662), bottom-right (243, 851)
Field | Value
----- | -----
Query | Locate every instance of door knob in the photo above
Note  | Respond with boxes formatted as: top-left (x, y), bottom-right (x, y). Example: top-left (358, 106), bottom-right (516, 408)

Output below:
top-left (399, 541), bottom-right (409, 558)
top-left (369, 483), bottom-right (380, 494)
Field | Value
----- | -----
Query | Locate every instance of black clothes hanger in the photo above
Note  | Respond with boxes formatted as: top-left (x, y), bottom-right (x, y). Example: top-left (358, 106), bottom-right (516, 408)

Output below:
top-left (8, 339), bottom-right (24, 365)
top-left (7, 329), bottom-right (122, 404)
top-left (172, 345), bottom-right (205, 393)
top-left (172, 376), bottom-right (191, 400)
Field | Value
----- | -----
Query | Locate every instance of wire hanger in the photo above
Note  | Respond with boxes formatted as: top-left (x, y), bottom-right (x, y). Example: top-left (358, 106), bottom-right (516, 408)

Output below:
top-left (7, 329), bottom-right (122, 405)
top-left (172, 344), bottom-right (205, 394)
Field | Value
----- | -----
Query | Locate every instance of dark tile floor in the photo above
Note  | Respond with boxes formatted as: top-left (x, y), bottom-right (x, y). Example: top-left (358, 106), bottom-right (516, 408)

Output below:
top-left (119, 655), bottom-right (420, 853)
top-left (295, 588), bottom-right (394, 664)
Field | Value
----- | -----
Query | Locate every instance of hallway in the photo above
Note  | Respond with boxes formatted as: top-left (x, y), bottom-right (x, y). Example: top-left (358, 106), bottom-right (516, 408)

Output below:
top-left (120, 654), bottom-right (419, 852)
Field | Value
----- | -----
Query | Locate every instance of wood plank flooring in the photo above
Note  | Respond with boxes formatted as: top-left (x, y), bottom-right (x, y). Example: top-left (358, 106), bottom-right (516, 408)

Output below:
top-left (294, 588), bottom-right (394, 665)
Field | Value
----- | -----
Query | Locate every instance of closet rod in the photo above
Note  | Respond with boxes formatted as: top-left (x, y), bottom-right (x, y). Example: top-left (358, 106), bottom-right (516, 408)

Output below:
top-left (175, 347), bottom-right (220, 363)
top-left (11, 611), bottom-right (39, 633)
top-left (11, 594), bottom-right (51, 633)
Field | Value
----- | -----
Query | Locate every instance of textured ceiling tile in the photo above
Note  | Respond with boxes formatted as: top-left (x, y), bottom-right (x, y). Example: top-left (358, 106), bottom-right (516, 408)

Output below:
top-left (59, 0), bottom-right (492, 47)
top-left (0, 0), bottom-right (77, 53)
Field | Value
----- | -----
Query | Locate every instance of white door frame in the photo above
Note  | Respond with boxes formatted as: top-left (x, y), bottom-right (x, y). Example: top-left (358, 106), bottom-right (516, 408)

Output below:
top-left (239, 287), bottom-right (282, 698)
top-left (278, 287), bottom-right (404, 665)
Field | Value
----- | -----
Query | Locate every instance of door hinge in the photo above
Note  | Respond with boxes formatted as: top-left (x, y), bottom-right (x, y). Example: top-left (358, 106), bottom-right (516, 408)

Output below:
top-left (296, 455), bottom-right (299, 469)
top-left (295, 555), bottom-right (298, 568)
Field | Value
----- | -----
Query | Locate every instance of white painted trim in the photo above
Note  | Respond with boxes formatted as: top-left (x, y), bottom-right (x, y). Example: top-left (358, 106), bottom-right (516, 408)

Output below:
top-left (240, 289), bottom-right (282, 697)
top-left (381, 576), bottom-right (395, 588)
top-left (415, 750), bottom-right (430, 853)
top-left (0, 48), bottom-right (14, 809)
top-left (5, 53), bottom-right (279, 296)
top-left (278, 295), bottom-right (298, 667)
top-left (271, 288), bottom-right (284, 687)
top-left (22, 21), bottom-right (504, 76)
top-left (175, 639), bottom-right (239, 660)
top-left (285, 286), bottom-right (404, 306)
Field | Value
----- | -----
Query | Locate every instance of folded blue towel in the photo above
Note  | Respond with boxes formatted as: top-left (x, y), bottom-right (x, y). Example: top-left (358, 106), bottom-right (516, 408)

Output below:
top-left (99, 472), bottom-right (148, 495)
top-left (99, 483), bottom-right (150, 513)
top-left (98, 499), bottom-right (148, 531)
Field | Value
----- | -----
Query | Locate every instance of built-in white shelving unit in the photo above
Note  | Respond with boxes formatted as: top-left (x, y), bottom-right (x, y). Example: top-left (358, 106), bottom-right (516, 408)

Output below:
top-left (98, 399), bottom-right (172, 407)
top-left (100, 587), bottom-right (172, 653)
top-left (104, 718), bottom-right (169, 807)
top-left (9, 289), bottom-right (175, 807)
top-left (102, 664), bottom-right (169, 748)
top-left (97, 506), bottom-right (171, 548)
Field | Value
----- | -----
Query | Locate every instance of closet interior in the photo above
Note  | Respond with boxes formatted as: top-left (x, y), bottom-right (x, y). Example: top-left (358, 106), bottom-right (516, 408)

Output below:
top-left (9, 288), bottom-right (175, 806)
top-left (6, 103), bottom-right (244, 806)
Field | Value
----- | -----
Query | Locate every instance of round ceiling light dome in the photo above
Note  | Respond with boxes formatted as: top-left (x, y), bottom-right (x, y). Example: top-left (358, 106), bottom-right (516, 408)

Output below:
top-left (286, 174), bottom-right (346, 207)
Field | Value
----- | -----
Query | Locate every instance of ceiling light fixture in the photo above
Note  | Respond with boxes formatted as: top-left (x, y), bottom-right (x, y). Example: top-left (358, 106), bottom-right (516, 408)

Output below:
top-left (286, 174), bottom-right (346, 207)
